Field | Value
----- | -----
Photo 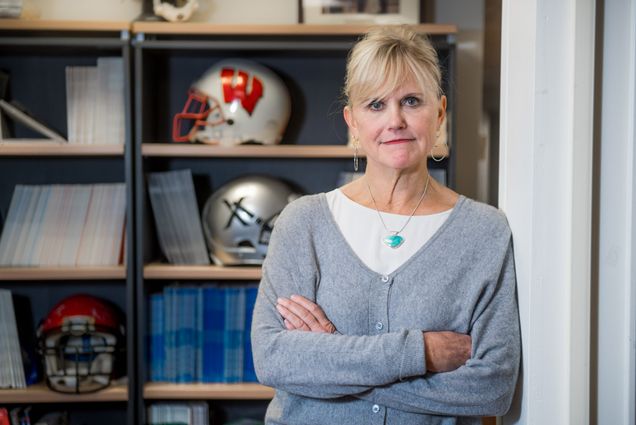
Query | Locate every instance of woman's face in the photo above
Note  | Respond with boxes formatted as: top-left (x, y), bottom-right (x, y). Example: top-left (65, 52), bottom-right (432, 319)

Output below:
top-left (344, 79), bottom-right (446, 172)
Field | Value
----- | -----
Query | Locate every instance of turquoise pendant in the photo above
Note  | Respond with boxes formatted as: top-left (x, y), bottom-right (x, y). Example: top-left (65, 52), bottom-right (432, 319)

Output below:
top-left (383, 233), bottom-right (404, 249)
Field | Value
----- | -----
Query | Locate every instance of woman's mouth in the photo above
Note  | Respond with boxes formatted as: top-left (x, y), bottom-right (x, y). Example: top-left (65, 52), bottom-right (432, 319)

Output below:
top-left (381, 139), bottom-right (412, 145)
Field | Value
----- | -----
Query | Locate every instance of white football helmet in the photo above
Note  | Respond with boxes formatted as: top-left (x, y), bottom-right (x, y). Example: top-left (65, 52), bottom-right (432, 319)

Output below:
top-left (201, 176), bottom-right (301, 265)
top-left (173, 59), bottom-right (291, 146)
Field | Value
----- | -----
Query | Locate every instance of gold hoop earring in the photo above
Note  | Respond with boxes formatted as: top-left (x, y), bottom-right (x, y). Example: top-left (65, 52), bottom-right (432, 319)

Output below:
top-left (430, 142), bottom-right (446, 162)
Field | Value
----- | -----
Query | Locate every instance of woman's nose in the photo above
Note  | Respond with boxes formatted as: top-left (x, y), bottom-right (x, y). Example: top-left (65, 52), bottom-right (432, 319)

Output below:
top-left (387, 105), bottom-right (406, 130)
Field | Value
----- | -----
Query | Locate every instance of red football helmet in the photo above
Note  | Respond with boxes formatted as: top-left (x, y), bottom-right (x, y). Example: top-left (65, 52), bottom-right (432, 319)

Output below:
top-left (37, 294), bottom-right (125, 393)
top-left (172, 59), bottom-right (291, 145)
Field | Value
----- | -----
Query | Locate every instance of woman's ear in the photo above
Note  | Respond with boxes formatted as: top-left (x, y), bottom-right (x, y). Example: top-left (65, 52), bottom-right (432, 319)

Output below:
top-left (437, 95), bottom-right (447, 127)
top-left (343, 105), bottom-right (356, 134)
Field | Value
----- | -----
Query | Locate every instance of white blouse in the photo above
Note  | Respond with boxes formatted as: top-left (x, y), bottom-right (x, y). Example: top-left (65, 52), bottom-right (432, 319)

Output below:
top-left (325, 189), bottom-right (452, 275)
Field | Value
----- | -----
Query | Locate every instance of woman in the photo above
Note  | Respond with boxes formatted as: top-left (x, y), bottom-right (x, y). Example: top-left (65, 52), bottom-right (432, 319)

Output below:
top-left (251, 26), bottom-right (520, 424)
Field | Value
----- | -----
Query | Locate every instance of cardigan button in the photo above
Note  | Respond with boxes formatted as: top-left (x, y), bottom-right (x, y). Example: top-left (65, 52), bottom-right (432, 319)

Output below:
top-left (381, 275), bottom-right (389, 283)
top-left (372, 404), bottom-right (380, 413)
top-left (375, 322), bottom-right (384, 330)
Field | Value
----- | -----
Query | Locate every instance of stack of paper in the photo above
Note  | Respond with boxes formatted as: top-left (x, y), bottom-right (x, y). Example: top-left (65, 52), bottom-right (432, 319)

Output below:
top-left (66, 66), bottom-right (97, 144)
top-left (0, 289), bottom-right (26, 389)
top-left (95, 58), bottom-right (125, 145)
top-left (65, 57), bottom-right (124, 145)
top-left (0, 183), bottom-right (126, 266)
top-left (148, 169), bottom-right (209, 265)
top-left (0, 0), bottom-right (21, 18)
top-left (77, 183), bottom-right (127, 266)
top-left (147, 402), bottom-right (209, 425)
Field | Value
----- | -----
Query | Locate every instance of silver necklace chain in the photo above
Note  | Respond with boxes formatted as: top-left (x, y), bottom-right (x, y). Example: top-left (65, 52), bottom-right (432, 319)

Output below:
top-left (365, 173), bottom-right (431, 236)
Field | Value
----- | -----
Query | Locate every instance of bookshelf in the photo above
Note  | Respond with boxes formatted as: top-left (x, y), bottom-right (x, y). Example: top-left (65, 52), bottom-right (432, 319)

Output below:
top-left (141, 143), bottom-right (449, 159)
top-left (144, 264), bottom-right (261, 280)
top-left (0, 20), bottom-right (135, 425)
top-left (0, 19), bottom-right (457, 425)
top-left (144, 383), bottom-right (274, 400)
top-left (131, 22), bottom-right (457, 36)
top-left (0, 141), bottom-right (125, 156)
top-left (0, 19), bottom-right (130, 32)
top-left (0, 383), bottom-right (128, 404)
top-left (0, 266), bottom-right (126, 280)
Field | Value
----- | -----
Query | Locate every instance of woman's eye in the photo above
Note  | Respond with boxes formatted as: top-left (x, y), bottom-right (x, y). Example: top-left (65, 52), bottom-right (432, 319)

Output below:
top-left (368, 100), bottom-right (384, 111)
top-left (403, 96), bottom-right (420, 107)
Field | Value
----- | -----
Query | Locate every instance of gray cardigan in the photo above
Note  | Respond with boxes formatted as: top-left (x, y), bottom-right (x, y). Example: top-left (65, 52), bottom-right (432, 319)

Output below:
top-left (251, 194), bottom-right (520, 425)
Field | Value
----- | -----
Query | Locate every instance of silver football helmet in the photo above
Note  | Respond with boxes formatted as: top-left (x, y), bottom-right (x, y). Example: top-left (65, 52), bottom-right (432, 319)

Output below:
top-left (201, 176), bottom-right (301, 265)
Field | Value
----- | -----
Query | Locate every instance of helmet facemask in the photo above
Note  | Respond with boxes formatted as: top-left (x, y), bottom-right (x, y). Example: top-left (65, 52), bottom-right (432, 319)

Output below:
top-left (172, 89), bottom-right (227, 143)
top-left (37, 295), bottom-right (125, 394)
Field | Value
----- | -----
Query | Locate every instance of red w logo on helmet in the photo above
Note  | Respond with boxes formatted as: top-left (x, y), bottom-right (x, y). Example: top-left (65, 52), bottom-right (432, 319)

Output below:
top-left (221, 68), bottom-right (263, 115)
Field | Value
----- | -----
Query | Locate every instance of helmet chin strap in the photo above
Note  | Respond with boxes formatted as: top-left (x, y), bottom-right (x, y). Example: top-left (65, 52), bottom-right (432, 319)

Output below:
top-left (153, 0), bottom-right (199, 22)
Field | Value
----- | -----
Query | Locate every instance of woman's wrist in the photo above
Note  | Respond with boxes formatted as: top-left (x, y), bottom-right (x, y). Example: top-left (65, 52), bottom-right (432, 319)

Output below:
top-left (423, 331), bottom-right (472, 373)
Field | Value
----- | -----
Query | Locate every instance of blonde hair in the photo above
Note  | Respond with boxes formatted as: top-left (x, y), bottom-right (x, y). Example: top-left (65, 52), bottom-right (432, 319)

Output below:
top-left (343, 26), bottom-right (442, 107)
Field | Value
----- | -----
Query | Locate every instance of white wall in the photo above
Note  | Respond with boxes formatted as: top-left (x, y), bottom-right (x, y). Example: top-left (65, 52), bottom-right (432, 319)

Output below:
top-left (24, 0), bottom-right (143, 20)
top-left (181, 0), bottom-right (297, 24)
top-left (499, 0), bottom-right (595, 423)
top-left (24, 0), bottom-right (298, 24)
top-left (596, 0), bottom-right (636, 423)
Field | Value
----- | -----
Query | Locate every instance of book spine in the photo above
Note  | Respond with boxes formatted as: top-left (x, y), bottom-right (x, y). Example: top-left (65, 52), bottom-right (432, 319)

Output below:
top-left (201, 286), bottom-right (224, 383)
top-left (163, 286), bottom-right (177, 383)
top-left (223, 287), bottom-right (245, 383)
top-left (149, 293), bottom-right (165, 382)
top-left (243, 285), bottom-right (259, 382)
top-left (175, 286), bottom-right (197, 383)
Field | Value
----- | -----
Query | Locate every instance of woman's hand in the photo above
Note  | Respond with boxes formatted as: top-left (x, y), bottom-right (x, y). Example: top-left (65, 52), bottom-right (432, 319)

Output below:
top-left (423, 331), bottom-right (472, 373)
top-left (276, 295), bottom-right (337, 334)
